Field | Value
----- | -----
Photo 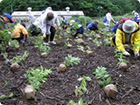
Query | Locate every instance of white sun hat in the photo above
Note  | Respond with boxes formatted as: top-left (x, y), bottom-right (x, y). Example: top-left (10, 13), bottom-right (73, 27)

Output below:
top-left (132, 10), bottom-right (135, 14)
top-left (122, 20), bottom-right (136, 33)
top-left (70, 20), bottom-right (75, 26)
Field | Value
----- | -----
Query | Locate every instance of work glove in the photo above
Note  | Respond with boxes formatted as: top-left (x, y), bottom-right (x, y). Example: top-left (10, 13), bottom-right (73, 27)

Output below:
top-left (8, 32), bottom-right (11, 34)
top-left (123, 50), bottom-right (130, 56)
top-left (134, 51), bottom-right (139, 57)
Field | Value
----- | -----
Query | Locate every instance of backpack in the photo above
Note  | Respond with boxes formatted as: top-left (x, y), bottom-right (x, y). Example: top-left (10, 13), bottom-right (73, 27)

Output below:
top-left (103, 16), bottom-right (107, 23)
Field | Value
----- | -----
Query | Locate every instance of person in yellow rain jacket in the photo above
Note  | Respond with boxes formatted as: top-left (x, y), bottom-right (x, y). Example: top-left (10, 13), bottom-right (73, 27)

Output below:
top-left (11, 23), bottom-right (29, 43)
top-left (110, 20), bottom-right (140, 57)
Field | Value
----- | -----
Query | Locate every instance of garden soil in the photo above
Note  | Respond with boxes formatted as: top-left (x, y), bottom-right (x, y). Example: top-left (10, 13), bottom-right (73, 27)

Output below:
top-left (0, 30), bottom-right (140, 105)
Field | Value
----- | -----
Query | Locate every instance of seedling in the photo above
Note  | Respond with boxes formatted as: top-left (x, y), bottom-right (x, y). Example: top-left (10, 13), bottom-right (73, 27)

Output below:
top-left (114, 51), bottom-right (129, 65)
top-left (68, 98), bottom-right (88, 105)
top-left (63, 55), bottom-right (81, 67)
top-left (9, 40), bottom-right (20, 48)
top-left (92, 38), bottom-right (102, 47)
top-left (34, 38), bottom-right (51, 54)
top-left (9, 51), bottom-right (29, 64)
top-left (0, 93), bottom-right (14, 99)
top-left (104, 37), bottom-right (112, 46)
top-left (68, 76), bottom-right (91, 105)
top-left (75, 76), bottom-right (91, 97)
top-left (77, 45), bottom-right (85, 52)
top-left (24, 66), bottom-right (52, 91)
top-left (93, 66), bottom-right (112, 87)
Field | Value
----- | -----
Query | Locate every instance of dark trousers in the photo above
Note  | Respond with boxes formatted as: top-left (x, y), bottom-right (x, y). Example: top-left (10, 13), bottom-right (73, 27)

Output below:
top-left (44, 26), bottom-right (56, 42)
top-left (12, 33), bottom-right (24, 42)
top-left (29, 24), bottom-right (41, 36)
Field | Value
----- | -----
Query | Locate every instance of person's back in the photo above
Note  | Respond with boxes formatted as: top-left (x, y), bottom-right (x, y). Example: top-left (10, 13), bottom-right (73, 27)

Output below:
top-left (12, 23), bottom-right (29, 43)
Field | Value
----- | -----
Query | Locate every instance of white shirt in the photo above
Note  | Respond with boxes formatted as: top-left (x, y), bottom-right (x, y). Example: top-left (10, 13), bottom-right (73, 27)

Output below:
top-left (106, 12), bottom-right (114, 22)
top-left (33, 10), bottom-right (60, 34)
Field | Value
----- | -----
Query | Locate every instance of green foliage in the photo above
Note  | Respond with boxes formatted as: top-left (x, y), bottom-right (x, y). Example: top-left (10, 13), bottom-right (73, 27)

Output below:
top-left (68, 98), bottom-right (88, 105)
top-left (24, 66), bottom-right (52, 91)
top-left (63, 55), bottom-right (81, 67)
top-left (34, 37), bottom-right (51, 54)
top-left (9, 40), bottom-right (20, 48)
top-left (92, 38), bottom-right (102, 47)
top-left (93, 66), bottom-right (112, 87)
top-left (75, 39), bottom-right (84, 44)
top-left (114, 51), bottom-right (129, 65)
top-left (0, 29), bottom-right (12, 52)
top-left (104, 37), bottom-right (112, 46)
top-left (0, 0), bottom-right (139, 17)
top-left (77, 45), bottom-right (85, 52)
top-left (9, 51), bottom-right (29, 64)
top-left (0, 93), bottom-right (14, 99)
top-left (75, 76), bottom-right (91, 97)
top-left (68, 76), bottom-right (91, 105)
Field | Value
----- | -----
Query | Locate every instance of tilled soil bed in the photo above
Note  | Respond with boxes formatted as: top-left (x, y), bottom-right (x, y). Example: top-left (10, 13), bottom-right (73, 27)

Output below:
top-left (0, 30), bottom-right (140, 105)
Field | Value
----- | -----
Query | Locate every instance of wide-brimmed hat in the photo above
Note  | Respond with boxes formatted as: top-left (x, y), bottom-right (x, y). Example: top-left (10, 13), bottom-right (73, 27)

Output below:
top-left (122, 20), bottom-right (136, 33)
top-left (70, 20), bottom-right (75, 26)
top-left (3, 13), bottom-right (13, 23)
top-left (132, 10), bottom-right (135, 14)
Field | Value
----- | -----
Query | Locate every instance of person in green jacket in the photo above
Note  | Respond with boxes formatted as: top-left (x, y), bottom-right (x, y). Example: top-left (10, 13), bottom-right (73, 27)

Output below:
top-left (110, 20), bottom-right (140, 57)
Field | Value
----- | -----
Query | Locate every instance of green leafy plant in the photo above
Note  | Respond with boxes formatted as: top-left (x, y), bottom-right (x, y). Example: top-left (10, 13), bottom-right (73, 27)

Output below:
top-left (63, 55), bottom-right (81, 67)
top-left (9, 40), bottom-right (20, 48)
top-left (34, 38), bottom-right (51, 54)
top-left (0, 29), bottom-right (13, 52)
top-left (92, 38), bottom-right (102, 47)
top-left (93, 66), bottom-right (112, 87)
top-left (68, 76), bottom-right (91, 105)
top-left (0, 93), bottom-right (14, 99)
top-left (77, 45), bottom-right (85, 52)
top-left (9, 51), bottom-right (29, 64)
top-left (114, 51), bottom-right (129, 65)
top-left (68, 98), bottom-right (88, 105)
top-left (24, 65), bottom-right (52, 91)
top-left (75, 76), bottom-right (91, 97)
top-left (131, 44), bottom-right (140, 49)
top-left (104, 37), bottom-right (112, 46)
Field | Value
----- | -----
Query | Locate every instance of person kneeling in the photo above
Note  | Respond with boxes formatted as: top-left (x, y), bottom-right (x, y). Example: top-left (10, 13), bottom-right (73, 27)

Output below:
top-left (110, 20), bottom-right (140, 57)
top-left (11, 23), bottom-right (29, 43)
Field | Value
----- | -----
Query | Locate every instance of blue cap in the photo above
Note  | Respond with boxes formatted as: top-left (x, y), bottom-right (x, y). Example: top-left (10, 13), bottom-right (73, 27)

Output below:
top-left (3, 13), bottom-right (13, 23)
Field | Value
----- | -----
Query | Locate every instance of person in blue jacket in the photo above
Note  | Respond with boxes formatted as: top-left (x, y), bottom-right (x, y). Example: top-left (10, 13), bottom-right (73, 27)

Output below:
top-left (86, 20), bottom-right (99, 31)
top-left (70, 20), bottom-right (85, 38)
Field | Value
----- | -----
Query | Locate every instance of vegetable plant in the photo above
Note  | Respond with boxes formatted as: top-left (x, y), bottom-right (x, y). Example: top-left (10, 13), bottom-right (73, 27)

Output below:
top-left (93, 66), bottom-right (112, 88)
top-left (0, 93), bottom-right (14, 99)
top-left (0, 29), bottom-right (13, 52)
top-left (24, 65), bottom-right (52, 91)
top-left (63, 55), bottom-right (81, 67)
top-left (68, 98), bottom-right (88, 105)
top-left (9, 51), bottom-right (29, 64)
top-left (68, 76), bottom-right (91, 105)
top-left (92, 38), bottom-right (102, 47)
top-left (114, 51), bottom-right (129, 65)
top-left (75, 76), bottom-right (91, 97)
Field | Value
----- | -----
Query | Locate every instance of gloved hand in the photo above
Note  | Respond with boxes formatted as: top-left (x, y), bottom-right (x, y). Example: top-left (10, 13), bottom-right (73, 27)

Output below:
top-left (134, 51), bottom-right (139, 57)
top-left (8, 32), bottom-right (11, 34)
top-left (123, 50), bottom-right (130, 56)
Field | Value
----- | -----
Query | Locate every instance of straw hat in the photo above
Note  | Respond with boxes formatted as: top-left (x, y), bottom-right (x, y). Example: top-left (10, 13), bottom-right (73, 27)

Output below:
top-left (122, 20), bottom-right (135, 33)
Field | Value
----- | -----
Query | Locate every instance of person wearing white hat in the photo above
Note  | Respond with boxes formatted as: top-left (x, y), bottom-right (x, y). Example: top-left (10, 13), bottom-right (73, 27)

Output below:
top-left (110, 20), bottom-right (140, 57)
top-left (132, 10), bottom-right (140, 22)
